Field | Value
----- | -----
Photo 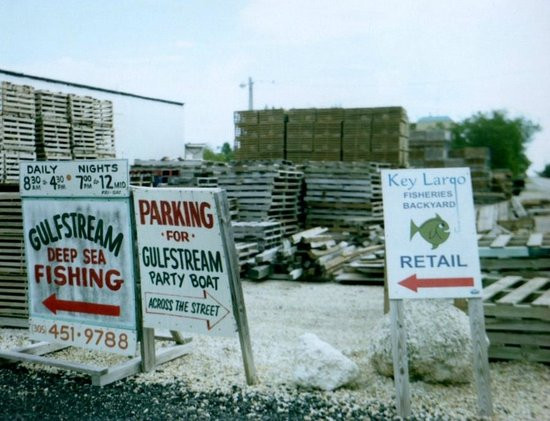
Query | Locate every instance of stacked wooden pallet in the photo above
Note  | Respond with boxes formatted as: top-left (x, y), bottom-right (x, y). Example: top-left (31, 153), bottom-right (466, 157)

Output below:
top-left (130, 159), bottom-right (229, 188)
top-left (218, 161), bottom-right (303, 235)
top-left (408, 129), bottom-right (451, 167)
top-left (286, 108), bottom-right (316, 163)
top-left (478, 232), bottom-right (550, 271)
top-left (234, 111), bottom-right (260, 160)
top-left (35, 119), bottom-right (72, 160)
top-left (482, 275), bottom-right (550, 363)
top-left (257, 109), bottom-right (285, 160)
top-left (0, 82), bottom-right (36, 183)
top-left (69, 94), bottom-right (116, 159)
top-left (343, 107), bottom-right (409, 166)
top-left (301, 161), bottom-right (389, 232)
top-left (232, 221), bottom-right (283, 252)
top-left (234, 106), bottom-right (409, 167)
top-left (94, 99), bottom-right (115, 159)
top-left (0, 191), bottom-right (27, 326)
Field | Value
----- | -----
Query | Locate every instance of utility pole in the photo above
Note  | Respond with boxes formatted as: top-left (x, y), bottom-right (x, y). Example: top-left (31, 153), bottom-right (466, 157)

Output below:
top-left (239, 77), bottom-right (254, 110)
top-left (239, 77), bottom-right (274, 111)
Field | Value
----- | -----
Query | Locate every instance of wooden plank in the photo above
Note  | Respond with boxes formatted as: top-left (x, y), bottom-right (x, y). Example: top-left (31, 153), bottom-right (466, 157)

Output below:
top-left (390, 299), bottom-right (410, 418)
top-left (0, 350), bottom-right (107, 376)
top-left (490, 234), bottom-right (512, 248)
top-left (216, 190), bottom-right (257, 385)
top-left (468, 298), bottom-right (493, 417)
top-left (527, 233), bottom-right (544, 247)
top-left (482, 276), bottom-right (522, 301)
top-left (532, 289), bottom-right (550, 307)
top-left (496, 278), bottom-right (548, 305)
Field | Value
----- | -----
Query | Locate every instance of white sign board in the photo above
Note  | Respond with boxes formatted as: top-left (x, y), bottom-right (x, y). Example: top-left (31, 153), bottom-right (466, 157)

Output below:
top-left (20, 160), bottom-right (129, 198)
top-left (381, 167), bottom-right (482, 299)
top-left (133, 187), bottom-right (238, 337)
top-left (21, 161), bottom-right (137, 356)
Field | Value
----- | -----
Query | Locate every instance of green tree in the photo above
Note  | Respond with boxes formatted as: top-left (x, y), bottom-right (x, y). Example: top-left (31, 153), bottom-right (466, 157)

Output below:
top-left (540, 164), bottom-right (550, 178)
top-left (203, 142), bottom-right (234, 162)
top-left (452, 110), bottom-right (540, 176)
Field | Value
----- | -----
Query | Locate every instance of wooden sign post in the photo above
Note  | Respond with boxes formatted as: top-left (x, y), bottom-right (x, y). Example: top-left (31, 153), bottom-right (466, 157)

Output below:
top-left (132, 186), bottom-right (257, 385)
top-left (382, 167), bottom-right (492, 418)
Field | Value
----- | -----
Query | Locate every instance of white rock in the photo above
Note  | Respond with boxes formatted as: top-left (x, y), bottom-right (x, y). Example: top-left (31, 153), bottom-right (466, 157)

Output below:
top-left (293, 333), bottom-right (359, 391)
top-left (370, 300), bottom-right (473, 384)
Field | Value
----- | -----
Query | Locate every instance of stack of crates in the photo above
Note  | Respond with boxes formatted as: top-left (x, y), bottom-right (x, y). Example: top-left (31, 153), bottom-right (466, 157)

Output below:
top-left (258, 109), bottom-right (285, 160)
top-left (234, 111), bottom-right (259, 160)
top-left (35, 89), bottom-right (71, 161)
top-left (0, 82), bottom-right (36, 183)
top-left (286, 108), bottom-right (315, 162)
top-left (234, 106), bottom-right (409, 167)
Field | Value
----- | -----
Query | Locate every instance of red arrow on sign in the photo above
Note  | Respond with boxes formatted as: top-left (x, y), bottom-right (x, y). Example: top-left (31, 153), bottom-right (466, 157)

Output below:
top-left (43, 293), bottom-right (120, 317)
top-left (399, 274), bottom-right (474, 292)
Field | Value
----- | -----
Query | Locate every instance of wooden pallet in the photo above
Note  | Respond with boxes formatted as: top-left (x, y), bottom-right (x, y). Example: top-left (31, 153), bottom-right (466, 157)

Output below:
top-left (0, 81), bottom-right (35, 117)
top-left (35, 90), bottom-right (69, 122)
top-left (94, 100), bottom-right (114, 126)
top-left (0, 115), bottom-right (36, 152)
top-left (0, 150), bottom-right (37, 183)
top-left (68, 94), bottom-right (98, 125)
top-left (482, 275), bottom-right (550, 363)
top-left (0, 192), bottom-right (27, 324)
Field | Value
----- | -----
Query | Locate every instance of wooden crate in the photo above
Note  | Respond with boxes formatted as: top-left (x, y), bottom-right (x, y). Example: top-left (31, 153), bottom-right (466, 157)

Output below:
top-left (0, 150), bottom-right (37, 184)
top-left (94, 99), bottom-right (114, 127)
top-left (71, 123), bottom-right (96, 159)
top-left (0, 81), bottom-right (35, 117)
top-left (0, 115), bottom-right (36, 152)
top-left (0, 192), bottom-right (27, 325)
top-left (35, 90), bottom-right (69, 122)
top-left (94, 126), bottom-right (116, 158)
top-left (68, 94), bottom-right (98, 125)
top-left (482, 275), bottom-right (550, 363)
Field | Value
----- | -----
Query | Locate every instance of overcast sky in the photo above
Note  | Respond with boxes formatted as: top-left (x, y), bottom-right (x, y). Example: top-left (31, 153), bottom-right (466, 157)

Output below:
top-left (1, 1), bottom-right (549, 172)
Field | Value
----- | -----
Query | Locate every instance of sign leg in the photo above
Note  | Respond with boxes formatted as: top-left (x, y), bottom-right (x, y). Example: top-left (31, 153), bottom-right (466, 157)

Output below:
top-left (468, 298), bottom-right (493, 417)
top-left (140, 327), bottom-right (156, 372)
top-left (216, 191), bottom-right (258, 385)
top-left (390, 299), bottom-right (411, 418)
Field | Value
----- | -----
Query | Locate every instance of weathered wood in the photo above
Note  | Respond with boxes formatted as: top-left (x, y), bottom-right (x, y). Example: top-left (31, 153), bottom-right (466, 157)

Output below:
top-left (496, 277), bottom-right (548, 305)
top-left (532, 288), bottom-right (550, 307)
top-left (468, 298), bottom-right (493, 417)
top-left (140, 327), bottom-right (156, 372)
top-left (390, 300), bottom-right (410, 418)
top-left (527, 233), bottom-right (544, 247)
top-left (482, 276), bottom-right (522, 300)
top-left (217, 191), bottom-right (258, 385)
top-left (490, 234), bottom-right (512, 248)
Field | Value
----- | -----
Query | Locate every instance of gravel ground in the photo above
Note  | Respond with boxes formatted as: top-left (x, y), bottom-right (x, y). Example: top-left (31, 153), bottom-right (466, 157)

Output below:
top-left (1, 281), bottom-right (549, 420)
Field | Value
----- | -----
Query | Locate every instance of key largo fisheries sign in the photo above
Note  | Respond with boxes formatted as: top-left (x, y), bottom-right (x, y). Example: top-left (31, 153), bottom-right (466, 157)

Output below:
top-left (21, 160), bottom-right (137, 356)
top-left (133, 187), bottom-right (238, 337)
top-left (381, 167), bottom-right (482, 300)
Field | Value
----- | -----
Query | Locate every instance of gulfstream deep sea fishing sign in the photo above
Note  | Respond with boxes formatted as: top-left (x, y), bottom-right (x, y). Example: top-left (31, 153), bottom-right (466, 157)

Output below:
top-left (21, 160), bottom-right (137, 356)
top-left (133, 187), bottom-right (238, 337)
top-left (381, 167), bottom-right (482, 299)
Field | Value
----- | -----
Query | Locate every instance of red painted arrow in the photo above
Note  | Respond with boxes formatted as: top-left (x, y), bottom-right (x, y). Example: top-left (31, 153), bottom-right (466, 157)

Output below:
top-left (399, 274), bottom-right (474, 292)
top-left (43, 293), bottom-right (120, 317)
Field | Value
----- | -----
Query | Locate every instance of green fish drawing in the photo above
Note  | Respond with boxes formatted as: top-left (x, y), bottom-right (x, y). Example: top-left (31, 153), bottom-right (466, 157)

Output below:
top-left (410, 214), bottom-right (450, 249)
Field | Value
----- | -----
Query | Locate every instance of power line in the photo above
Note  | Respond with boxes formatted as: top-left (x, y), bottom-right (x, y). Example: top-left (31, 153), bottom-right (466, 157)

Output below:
top-left (0, 68), bottom-right (184, 107)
